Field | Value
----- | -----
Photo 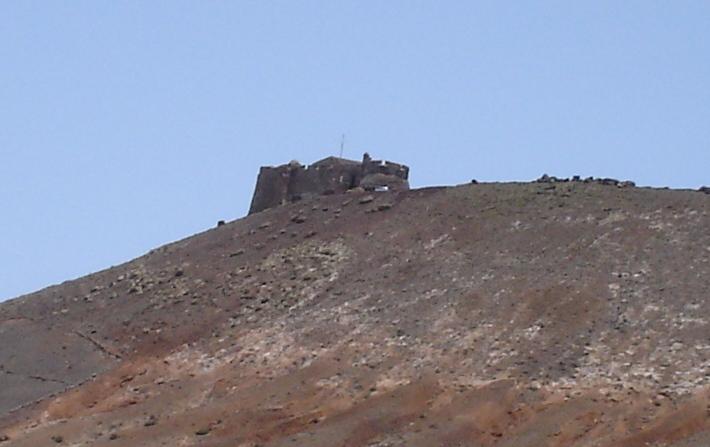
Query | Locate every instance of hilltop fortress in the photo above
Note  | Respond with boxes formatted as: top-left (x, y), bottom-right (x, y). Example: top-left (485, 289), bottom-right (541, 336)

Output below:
top-left (248, 153), bottom-right (409, 214)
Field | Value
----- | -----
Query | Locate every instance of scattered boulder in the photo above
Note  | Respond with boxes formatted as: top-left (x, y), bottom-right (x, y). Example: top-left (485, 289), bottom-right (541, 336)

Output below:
top-left (217, 220), bottom-right (226, 227)
top-left (195, 427), bottom-right (211, 436)
top-left (291, 215), bottom-right (306, 224)
top-left (536, 174), bottom-right (567, 183)
top-left (144, 414), bottom-right (158, 427)
top-left (0, 435), bottom-right (9, 443)
top-left (536, 174), bottom-right (552, 183)
top-left (359, 195), bottom-right (375, 204)
top-left (699, 186), bottom-right (710, 194)
top-left (367, 202), bottom-right (394, 213)
top-left (535, 174), bottom-right (635, 188)
top-left (51, 435), bottom-right (63, 443)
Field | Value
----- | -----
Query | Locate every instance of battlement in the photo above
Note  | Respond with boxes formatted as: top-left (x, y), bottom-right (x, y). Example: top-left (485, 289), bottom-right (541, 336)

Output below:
top-left (248, 153), bottom-right (409, 214)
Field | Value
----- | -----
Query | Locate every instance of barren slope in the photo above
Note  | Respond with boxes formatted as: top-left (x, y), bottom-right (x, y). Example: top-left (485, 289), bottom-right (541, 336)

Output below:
top-left (1, 182), bottom-right (709, 446)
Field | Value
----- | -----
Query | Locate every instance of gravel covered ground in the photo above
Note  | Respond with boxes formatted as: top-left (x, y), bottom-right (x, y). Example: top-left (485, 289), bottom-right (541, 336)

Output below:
top-left (1, 181), bottom-right (709, 446)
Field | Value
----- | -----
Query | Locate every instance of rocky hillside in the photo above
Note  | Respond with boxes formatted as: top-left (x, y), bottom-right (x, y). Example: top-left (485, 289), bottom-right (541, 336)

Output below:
top-left (1, 181), bottom-right (709, 446)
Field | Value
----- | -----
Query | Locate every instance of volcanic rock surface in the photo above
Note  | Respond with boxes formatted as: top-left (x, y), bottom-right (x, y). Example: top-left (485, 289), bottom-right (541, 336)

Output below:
top-left (1, 182), bottom-right (709, 446)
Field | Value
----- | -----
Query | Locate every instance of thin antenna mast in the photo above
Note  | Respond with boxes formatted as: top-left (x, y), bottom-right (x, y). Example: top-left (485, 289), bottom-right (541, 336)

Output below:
top-left (339, 134), bottom-right (345, 158)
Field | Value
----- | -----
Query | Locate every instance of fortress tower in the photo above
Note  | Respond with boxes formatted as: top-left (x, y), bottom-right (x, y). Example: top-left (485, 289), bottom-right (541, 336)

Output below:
top-left (248, 153), bottom-right (409, 214)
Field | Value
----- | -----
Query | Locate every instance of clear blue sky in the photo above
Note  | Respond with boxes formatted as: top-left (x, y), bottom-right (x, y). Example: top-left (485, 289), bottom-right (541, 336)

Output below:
top-left (1, 1), bottom-right (709, 301)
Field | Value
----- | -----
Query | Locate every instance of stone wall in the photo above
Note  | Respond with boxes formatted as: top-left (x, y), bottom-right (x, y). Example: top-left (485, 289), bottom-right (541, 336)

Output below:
top-left (248, 154), bottom-right (409, 214)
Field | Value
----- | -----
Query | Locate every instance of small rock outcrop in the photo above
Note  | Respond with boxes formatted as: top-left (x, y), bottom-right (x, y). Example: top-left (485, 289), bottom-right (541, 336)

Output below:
top-left (535, 174), bottom-right (636, 188)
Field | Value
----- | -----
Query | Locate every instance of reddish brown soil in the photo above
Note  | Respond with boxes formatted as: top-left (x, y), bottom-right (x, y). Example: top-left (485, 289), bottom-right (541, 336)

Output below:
top-left (1, 182), bottom-right (709, 446)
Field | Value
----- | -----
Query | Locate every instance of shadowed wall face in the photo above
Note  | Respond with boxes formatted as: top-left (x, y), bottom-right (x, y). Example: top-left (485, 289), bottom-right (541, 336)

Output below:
top-left (248, 166), bottom-right (292, 214)
top-left (248, 155), bottom-right (409, 214)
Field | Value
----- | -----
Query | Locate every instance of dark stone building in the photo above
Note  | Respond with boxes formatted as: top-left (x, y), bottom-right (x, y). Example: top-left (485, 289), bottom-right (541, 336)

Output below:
top-left (248, 153), bottom-right (409, 214)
